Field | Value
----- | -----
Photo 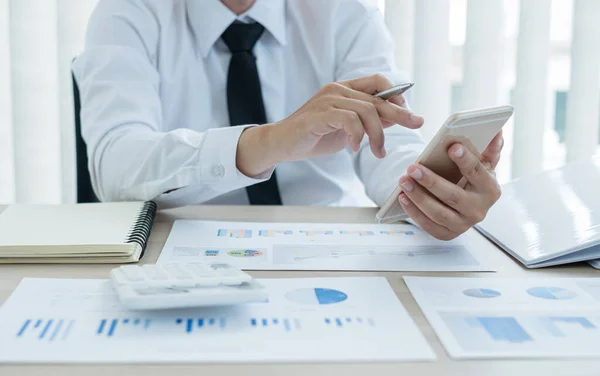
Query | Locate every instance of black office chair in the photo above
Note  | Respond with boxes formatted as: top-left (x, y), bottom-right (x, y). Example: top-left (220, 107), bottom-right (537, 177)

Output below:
top-left (72, 71), bottom-right (99, 203)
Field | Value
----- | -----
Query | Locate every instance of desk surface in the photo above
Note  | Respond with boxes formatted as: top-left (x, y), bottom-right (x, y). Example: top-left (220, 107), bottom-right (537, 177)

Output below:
top-left (1, 205), bottom-right (599, 376)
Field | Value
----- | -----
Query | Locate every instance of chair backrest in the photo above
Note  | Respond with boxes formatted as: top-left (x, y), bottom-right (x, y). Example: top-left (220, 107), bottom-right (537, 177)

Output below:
top-left (72, 72), bottom-right (99, 203)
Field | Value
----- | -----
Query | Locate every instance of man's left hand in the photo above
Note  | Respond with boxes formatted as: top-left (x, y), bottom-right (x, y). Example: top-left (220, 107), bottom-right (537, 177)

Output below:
top-left (397, 131), bottom-right (504, 240)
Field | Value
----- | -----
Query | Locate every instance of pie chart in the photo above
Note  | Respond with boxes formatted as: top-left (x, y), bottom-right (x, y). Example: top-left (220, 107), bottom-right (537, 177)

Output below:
top-left (526, 287), bottom-right (577, 300)
top-left (285, 288), bottom-right (348, 305)
top-left (463, 288), bottom-right (501, 298)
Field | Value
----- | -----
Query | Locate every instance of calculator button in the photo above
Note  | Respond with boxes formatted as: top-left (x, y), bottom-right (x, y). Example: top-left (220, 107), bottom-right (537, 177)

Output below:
top-left (186, 264), bottom-right (216, 278)
top-left (141, 265), bottom-right (168, 280)
top-left (216, 268), bottom-right (245, 277)
top-left (210, 263), bottom-right (232, 270)
top-left (118, 266), bottom-right (145, 281)
top-left (169, 281), bottom-right (200, 288)
top-left (188, 263), bottom-right (212, 272)
top-left (220, 278), bottom-right (245, 286)
top-left (164, 264), bottom-right (193, 279)
top-left (194, 279), bottom-right (221, 287)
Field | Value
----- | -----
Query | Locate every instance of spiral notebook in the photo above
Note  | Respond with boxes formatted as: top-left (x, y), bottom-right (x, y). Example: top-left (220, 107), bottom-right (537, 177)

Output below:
top-left (0, 202), bottom-right (156, 264)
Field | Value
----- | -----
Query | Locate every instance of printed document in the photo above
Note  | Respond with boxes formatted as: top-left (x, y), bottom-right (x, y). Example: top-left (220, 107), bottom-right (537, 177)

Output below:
top-left (157, 220), bottom-right (491, 272)
top-left (0, 277), bottom-right (435, 363)
top-left (405, 276), bottom-right (600, 359)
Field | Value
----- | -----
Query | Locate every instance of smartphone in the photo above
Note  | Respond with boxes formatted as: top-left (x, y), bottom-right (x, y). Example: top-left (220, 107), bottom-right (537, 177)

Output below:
top-left (376, 105), bottom-right (514, 224)
top-left (375, 83), bottom-right (414, 100)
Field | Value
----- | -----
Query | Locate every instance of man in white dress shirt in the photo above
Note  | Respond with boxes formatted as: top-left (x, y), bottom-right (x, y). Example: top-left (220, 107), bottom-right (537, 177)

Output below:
top-left (73, 0), bottom-right (504, 240)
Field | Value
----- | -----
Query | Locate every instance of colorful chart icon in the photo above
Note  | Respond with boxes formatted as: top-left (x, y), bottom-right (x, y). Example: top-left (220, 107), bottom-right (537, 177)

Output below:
top-left (217, 229), bottom-right (252, 238)
top-left (463, 288), bottom-right (501, 298)
top-left (526, 287), bottom-right (577, 300)
top-left (227, 249), bottom-right (263, 258)
top-left (285, 288), bottom-right (348, 305)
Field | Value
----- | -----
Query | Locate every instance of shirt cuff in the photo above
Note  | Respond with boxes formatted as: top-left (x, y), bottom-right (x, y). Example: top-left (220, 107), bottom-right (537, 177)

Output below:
top-left (198, 125), bottom-right (274, 189)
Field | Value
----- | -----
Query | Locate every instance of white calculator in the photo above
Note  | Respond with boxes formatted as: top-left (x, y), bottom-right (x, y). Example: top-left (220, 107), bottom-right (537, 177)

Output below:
top-left (109, 262), bottom-right (268, 310)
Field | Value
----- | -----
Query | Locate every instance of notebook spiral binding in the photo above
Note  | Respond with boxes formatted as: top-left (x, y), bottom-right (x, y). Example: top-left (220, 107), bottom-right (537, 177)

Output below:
top-left (125, 201), bottom-right (157, 257)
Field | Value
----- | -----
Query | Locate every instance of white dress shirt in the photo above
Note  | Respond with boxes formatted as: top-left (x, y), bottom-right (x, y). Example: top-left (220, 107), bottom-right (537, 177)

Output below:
top-left (73, 0), bottom-right (425, 209)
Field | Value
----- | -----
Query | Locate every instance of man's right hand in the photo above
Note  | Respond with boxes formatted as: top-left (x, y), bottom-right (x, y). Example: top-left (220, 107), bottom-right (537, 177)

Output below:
top-left (236, 74), bottom-right (424, 177)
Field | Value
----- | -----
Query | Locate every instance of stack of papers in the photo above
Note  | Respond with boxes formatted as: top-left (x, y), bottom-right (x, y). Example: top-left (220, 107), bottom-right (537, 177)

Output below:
top-left (406, 276), bottom-right (600, 359)
top-left (0, 277), bottom-right (435, 363)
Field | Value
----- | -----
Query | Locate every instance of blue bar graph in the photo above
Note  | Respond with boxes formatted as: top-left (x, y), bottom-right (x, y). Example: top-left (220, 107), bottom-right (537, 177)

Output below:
top-left (16, 318), bottom-right (73, 341)
top-left (325, 317), bottom-right (375, 328)
top-left (176, 317), bottom-right (227, 333)
top-left (107, 319), bottom-right (118, 337)
top-left (62, 320), bottom-right (74, 340)
top-left (97, 319), bottom-right (107, 335)
top-left (249, 317), bottom-right (297, 332)
top-left (549, 317), bottom-right (596, 329)
top-left (535, 316), bottom-right (598, 338)
top-left (49, 319), bottom-right (64, 342)
top-left (468, 317), bottom-right (533, 343)
top-left (17, 319), bottom-right (31, 337)
top-left (97, 318), bottom-right (151, 337)
top-left (39, 320), bottom-right (53, 339)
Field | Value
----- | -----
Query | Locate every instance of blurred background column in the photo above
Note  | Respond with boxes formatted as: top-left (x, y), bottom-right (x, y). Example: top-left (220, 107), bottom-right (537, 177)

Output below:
top-left (511, 0), bottom-right (552, 178)
top-left (412, 0), bottom-right (452, 140)
top-left (565, 0), bottom-right (600, 163)
top-left (10, 0), bottom-right (61, 203)
top-left (0, 0), bottom-right (15, 204)
top-left (459, 0), bottom-right (504, 110)
top-left (384, 0), bottom-right (415, 79)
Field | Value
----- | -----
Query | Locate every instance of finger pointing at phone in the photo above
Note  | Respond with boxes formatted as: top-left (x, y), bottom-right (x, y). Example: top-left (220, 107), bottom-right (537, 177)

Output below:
top-left (398, 132), bottom-right (504, 241)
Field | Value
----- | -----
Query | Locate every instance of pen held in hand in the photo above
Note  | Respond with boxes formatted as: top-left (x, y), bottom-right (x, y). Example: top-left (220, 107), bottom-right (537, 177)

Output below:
top-left (375, 82), bottom-right (414, 101)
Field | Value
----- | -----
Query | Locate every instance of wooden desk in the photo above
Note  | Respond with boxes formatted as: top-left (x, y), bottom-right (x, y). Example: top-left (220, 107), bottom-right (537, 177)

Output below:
top-left (1, 205), bottom-right (599, 376)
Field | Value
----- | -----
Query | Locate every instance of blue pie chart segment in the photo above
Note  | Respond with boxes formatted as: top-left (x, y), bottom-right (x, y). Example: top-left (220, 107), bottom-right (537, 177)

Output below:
top-left (285, 288), bottom-right (348, 305)
top-left (527, 287), bottom-right (577, 300)
top-left (463, 288), bottom-right (501, 298)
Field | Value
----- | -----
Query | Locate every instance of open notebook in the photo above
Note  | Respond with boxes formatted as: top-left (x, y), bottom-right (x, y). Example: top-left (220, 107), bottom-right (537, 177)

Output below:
top-left (476, 157), bottom-right (600, 268)
top-left (0, 202), bottom-right (156, 263)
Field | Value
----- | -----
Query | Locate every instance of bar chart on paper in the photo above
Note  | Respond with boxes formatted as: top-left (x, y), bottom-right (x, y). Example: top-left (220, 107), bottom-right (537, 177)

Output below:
top-left (0, 277), bottom-right (436, 363)
top-left (157, 220), bottom-right (490, 271)
top-left (16, 318), bottom-right (75, 342)
top-left (440, 312), bottom-right (600, 355)
top-left (405, 277), bottom-right (600, 359)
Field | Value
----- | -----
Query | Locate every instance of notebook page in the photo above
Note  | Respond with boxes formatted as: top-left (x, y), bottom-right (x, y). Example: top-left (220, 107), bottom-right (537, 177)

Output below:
top-left (0, 202), bottom-right (144, 248)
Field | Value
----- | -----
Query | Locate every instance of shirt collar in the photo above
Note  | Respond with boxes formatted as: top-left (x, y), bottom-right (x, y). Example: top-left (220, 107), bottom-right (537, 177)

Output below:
top-left (187, 0), bottom-right (287, 58)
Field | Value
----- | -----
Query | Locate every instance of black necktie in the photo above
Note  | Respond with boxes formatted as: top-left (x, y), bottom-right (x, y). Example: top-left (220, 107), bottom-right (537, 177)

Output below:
top-left (221, 22), bottom-right (283, 205)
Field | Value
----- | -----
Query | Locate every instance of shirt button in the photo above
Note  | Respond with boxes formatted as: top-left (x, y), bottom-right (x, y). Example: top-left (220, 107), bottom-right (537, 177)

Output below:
top-left (211, 164), bottom-right (225, 178)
